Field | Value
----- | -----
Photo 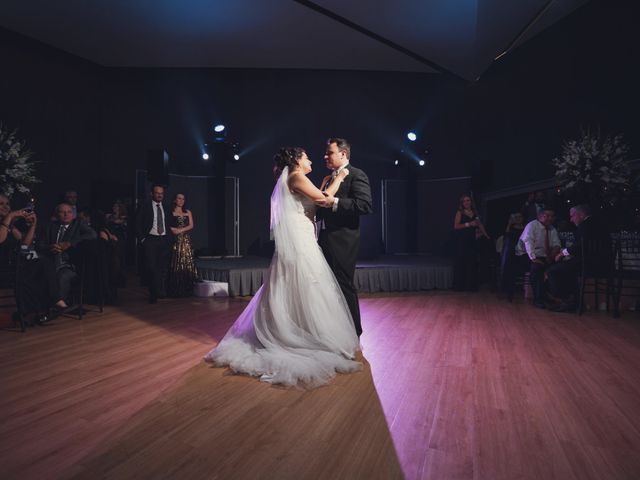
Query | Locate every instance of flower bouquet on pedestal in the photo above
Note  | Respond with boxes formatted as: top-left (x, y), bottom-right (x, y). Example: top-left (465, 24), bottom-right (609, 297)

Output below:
top-left (552, 130), bottom-right (635, 212)
top-left (0, 124), bottom-right (39, 198)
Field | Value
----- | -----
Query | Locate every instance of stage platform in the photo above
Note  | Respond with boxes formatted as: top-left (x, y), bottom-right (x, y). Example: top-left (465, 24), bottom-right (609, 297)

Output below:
top-left (196, 255), bottom-right (453, 296)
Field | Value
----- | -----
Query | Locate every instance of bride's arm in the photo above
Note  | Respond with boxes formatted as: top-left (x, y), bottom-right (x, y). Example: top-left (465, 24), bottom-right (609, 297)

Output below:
top-left (319, 175), bottom-right (331, 191)
top-left (288, 174), bottom-right (344, 202)
top-left (322, 170), bottom-right (348, 197)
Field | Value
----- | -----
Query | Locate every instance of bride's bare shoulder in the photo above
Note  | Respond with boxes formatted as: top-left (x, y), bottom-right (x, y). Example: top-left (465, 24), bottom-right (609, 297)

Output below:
top-left (287, 171), bottom-right (305, 190)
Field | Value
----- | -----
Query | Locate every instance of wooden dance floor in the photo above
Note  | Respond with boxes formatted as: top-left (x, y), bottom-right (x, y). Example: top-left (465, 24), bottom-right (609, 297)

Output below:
top-left (1, 289), bottom-right (640, 479)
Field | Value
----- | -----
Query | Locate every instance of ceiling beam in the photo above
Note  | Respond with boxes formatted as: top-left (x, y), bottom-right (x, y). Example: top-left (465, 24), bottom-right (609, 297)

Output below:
top-left (292, 0), bottom-right (466, 82)
top-left (493, 0), bottom-right (556, 62)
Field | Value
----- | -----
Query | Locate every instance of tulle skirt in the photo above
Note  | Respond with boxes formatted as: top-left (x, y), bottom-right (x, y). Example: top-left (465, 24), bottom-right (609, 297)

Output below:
top-left (204, 215), bottom-right (361, 388)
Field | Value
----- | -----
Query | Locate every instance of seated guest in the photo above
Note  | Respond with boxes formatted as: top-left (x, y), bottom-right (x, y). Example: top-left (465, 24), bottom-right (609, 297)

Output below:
top-left (106, 200), bottom-right (128, 241)
top-left (546, 205), bottom-right (611, 310)
top-left (500, 212), bottom-right (527, 297)
top-left (0, 194), bottom-right (49, 323)
top-left (516, 208), bottom-right (561, 308)
top-left (106, 200), bottom-right (128, 287)
top-left (77, 207), bottom-right (92, 227)
top-left (37, 203), bottom-right (97, 311)
top-left (0, 193), bottom-right (37, 250)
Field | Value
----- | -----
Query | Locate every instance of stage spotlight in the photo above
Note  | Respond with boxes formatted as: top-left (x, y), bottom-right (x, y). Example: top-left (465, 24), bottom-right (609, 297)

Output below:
top-left (418, 160), bottom-right (425, 166)
top-left (214, 124), bottom-right (225, 133)
top-left (407, 132), bottom-right (417, 142)
top-left (202, 153), bottom-right (209, 160)
top-left (233, 154), bottom-right (240, 161)
top-left (394, 159), bottom-right (399, 166)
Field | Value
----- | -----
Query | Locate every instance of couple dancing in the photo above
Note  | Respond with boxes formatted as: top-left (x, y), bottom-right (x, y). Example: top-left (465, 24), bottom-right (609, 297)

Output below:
top-left (205, 138), bottom-right (373, 387)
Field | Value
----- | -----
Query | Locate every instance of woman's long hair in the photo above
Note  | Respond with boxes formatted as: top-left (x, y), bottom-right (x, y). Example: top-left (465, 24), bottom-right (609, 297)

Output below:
top-left (172, 193), bottom-right (188, 213)
top-left (457, 194), bottom-right (477, 217)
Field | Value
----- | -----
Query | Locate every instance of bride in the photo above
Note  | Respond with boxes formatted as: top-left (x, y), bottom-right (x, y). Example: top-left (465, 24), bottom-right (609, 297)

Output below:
top-left (204, 147), bottom-right (362, 387)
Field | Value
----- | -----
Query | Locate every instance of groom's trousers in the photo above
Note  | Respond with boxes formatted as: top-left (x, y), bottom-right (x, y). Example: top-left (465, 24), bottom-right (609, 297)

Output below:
top-left (319, 230), bottom-right (362, 336)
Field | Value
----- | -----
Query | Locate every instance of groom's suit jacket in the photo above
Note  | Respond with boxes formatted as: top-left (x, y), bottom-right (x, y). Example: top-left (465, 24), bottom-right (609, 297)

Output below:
top-left (317, 164), bottom-right (372, 337)
top-left (317, 165), bottom-right (373, 234)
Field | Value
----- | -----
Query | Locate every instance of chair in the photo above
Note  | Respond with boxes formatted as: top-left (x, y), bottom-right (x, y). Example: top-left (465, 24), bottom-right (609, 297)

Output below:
top-left (0, 248), bottom-right (26, 331)
top-left (612, 236), bottom-right (640, 318)
top-left (577, 236), bottom-right (615, 315)
top-left (498, 232), bottom-right (530, 301)
top-left (62, 240), bottom-right (105, 320)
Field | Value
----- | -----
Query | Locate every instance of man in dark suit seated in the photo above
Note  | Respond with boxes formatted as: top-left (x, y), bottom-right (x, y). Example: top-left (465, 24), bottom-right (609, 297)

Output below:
top-left (136, 184), bottom-right (171, 304)
top-left (38, 203), bottom-right (97, 311)
top-left (546, 204), bottom-right (611, 311)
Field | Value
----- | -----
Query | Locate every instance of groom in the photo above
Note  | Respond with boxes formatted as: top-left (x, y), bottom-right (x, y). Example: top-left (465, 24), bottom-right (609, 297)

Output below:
top-left (316, 138), bottom-right (373, 336)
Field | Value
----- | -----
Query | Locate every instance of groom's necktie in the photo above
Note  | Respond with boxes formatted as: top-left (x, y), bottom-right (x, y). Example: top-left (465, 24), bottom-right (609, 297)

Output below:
top-left (323, 170), bottom-right (338, 191)
top-left (318, 171), bottom-right (338, 232)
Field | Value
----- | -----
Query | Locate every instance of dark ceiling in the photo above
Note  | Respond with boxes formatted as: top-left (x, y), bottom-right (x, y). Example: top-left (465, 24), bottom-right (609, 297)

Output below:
top-left (0, 0), bottom-right (588, 80)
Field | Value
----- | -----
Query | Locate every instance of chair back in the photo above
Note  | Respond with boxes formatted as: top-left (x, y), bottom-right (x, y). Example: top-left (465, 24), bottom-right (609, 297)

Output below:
top-left (615, 236), bottom-right (640, 274)
top-left (580, 236), bottom-right (614, 278)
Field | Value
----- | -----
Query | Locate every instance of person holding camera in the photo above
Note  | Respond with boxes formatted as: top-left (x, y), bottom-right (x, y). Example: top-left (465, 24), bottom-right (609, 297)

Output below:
top-left (0, 193), bottom-right (51, 324)
top-left (0, 194), bottom-right (37, 250)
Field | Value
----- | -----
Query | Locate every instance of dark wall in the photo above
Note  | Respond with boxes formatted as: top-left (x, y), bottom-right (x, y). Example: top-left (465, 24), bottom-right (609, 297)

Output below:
top-left (462, 0), bottom-right (640, 191)
top-left (99, 68), bottom-right (466, 257)
top-left (0, 28), bottom-right (104, 213)
top-left (1, 0), bottom-right (638, 256)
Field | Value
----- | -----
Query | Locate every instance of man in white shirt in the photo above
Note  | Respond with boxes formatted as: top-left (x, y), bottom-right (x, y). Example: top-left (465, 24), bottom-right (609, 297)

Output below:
top-left (516, 208), bottom-right (561, 308)
top-left (136, 184), bottom-right (171, 304)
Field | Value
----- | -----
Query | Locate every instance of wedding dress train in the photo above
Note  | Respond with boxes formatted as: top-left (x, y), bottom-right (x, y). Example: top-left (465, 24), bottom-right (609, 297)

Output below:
top-left (204, 167), bottom-right (361, 387)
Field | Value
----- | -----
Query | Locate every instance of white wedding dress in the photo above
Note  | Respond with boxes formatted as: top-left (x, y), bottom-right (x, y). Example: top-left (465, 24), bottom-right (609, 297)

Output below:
top-left (204, 167), bottom-right (361, 387)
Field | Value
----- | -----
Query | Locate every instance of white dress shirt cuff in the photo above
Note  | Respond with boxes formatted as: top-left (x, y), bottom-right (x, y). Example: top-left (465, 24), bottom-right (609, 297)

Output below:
top-left (332, 198), bottom-right (339, 212)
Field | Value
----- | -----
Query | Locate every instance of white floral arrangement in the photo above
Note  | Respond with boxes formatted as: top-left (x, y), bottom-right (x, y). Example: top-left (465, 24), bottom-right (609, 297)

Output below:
top-left (0, 124), bottom-right (39, 197)
top-left (551, 131), bottom-right (633, 202)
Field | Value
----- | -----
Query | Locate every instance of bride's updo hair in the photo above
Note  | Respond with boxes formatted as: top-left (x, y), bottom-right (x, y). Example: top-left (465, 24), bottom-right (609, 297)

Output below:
top-left (273, 147), bottom-right (305, 178)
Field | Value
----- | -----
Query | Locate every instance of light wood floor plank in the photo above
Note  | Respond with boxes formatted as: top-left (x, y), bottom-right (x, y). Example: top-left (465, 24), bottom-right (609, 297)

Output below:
top-left (1, 290), bottom-right (639, 479)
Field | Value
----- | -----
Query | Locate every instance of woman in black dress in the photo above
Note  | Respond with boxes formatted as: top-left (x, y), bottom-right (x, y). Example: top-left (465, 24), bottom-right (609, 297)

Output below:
top-left (452, 194), bottom-right (489, 291)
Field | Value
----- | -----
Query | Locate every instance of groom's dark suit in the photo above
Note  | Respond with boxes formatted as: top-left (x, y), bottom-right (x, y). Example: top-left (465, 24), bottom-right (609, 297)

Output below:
top-left (317, 164), bottom-right (372, 336)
